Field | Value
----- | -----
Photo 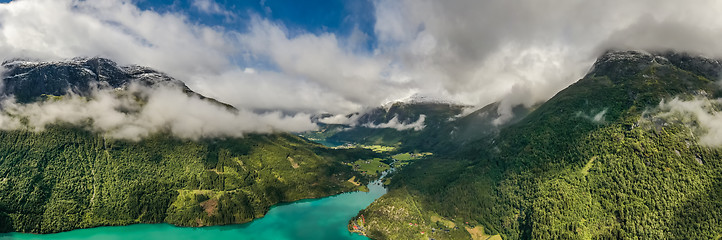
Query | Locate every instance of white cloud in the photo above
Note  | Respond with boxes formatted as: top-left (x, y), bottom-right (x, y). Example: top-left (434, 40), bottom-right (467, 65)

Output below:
top-left (0, 82), bottom-right (316, 140)
top-left (0, 0), bottom-right (373, 115)
top-left (363, 114), bottom-right (426, 131)
top-left (191, 0), bottom-right (235, 18)
top-left (258, 0), bottom-right (271, 15)
top-left (0, 0), bottom-right (233, 76)
top-left (316, 111), bottom-right (426, 131)
top-left (575, 109), bottom-right (608, 124)
top-left (236, 18), bottom-right (400, 106)
top-left (318, 113), bottom-right (360, 125)
top-left (371, 0), bottom-right (722, 122)
top-left (2, 0), bottom-right (722, 129)
top-left (657, 97), bottom-right (722, 146)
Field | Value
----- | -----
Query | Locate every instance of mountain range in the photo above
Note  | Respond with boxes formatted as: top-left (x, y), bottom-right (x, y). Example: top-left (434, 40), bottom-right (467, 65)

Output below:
top-left (0, 58), bottom-right (373, 233)
top-left (2, 50), bottom-right (722, 240)
top-left (344, 51), bottom-right (722, 239)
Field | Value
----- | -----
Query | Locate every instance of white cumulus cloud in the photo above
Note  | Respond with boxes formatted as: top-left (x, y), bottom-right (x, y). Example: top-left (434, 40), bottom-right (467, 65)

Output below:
top-left (2, 0), bottom-right (722, 129)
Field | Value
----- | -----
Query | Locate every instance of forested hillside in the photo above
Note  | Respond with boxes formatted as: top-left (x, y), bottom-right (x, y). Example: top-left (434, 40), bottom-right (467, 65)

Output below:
top-left (0, 58), bottom-right (370, 233)
top-left (354, 51), bottom-right (722, 239)
top-left (0, 127), bottom-right (370, 233)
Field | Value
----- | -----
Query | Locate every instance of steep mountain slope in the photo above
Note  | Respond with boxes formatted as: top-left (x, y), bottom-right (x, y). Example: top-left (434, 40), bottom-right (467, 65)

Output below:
top-left (1, 58), bottom-right (232, 108)
top-left (2, 58), bottom-right (180, 102)
top-left (309, 101), bottom-right (528, 153)
top-left (0, 58), bottom-right (368, 233)
top-left (322, 102), bottom-right (465, 150)
top-left (354, 51), bottom-right (722, 239)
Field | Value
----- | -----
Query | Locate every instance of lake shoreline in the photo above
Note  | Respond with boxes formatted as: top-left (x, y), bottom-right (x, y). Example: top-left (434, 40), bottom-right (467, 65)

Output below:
top-left (1, 180), bottom-right (388, 240)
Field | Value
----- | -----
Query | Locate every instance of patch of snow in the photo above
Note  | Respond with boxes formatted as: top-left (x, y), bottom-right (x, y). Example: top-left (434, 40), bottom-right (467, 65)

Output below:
top-left (82, 68), bottom-right (97, 76)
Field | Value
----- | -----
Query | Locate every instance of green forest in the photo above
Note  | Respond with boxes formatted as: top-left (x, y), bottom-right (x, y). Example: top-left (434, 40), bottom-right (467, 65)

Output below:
top-left (3, 51), bottom-right (722, 240)
top-left (352, 52), bottom-right (722, 239)
top-left (0, 125), bottom-right (373, 233)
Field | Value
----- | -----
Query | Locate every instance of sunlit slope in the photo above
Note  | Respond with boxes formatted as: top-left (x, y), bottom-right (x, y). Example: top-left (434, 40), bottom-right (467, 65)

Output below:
top-left (357, 51), bottom-right (722, 240)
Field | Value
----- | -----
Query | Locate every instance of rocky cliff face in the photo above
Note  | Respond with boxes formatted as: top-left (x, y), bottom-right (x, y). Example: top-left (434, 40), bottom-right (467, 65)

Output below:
top-left (589, 50), bottom-right (722, 83)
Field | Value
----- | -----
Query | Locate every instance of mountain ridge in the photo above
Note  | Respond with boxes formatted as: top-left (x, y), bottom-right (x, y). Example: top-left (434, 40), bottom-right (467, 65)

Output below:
top-left (352, 50), bottom-right (722, 240)
top-left (1, 57), bottom-right (237, 112)
top-left (0, 58), bottom-right (372, 234)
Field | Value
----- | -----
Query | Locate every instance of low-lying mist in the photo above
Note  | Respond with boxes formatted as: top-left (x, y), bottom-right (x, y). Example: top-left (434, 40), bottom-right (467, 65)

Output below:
top-left (656, 97), bottom-right (722, 146)
top-left (362, 115), bottom-right (426, 131)
top-left (317, 112), bottom-right (427, 131)
top-left (0, 82), bottom-right (316, 140)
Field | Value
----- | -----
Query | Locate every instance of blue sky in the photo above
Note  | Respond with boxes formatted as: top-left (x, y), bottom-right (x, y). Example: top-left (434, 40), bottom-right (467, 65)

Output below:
top-left (134, 0), bottom-right (377, 49)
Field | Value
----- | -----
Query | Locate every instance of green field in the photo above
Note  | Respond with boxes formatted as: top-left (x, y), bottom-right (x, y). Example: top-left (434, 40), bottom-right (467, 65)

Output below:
top-left (330, 144), bottom-right (434, 177)
top-left (349, 144), bottom-right (398, 153)
top-left (391, 152), bottom-right (432, 167)
top-left (352, 158), bottom-right (390, 177)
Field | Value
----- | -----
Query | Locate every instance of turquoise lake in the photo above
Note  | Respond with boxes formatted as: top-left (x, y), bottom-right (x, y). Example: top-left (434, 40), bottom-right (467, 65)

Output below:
top-left (0, 181), bottom-right (386, 240)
